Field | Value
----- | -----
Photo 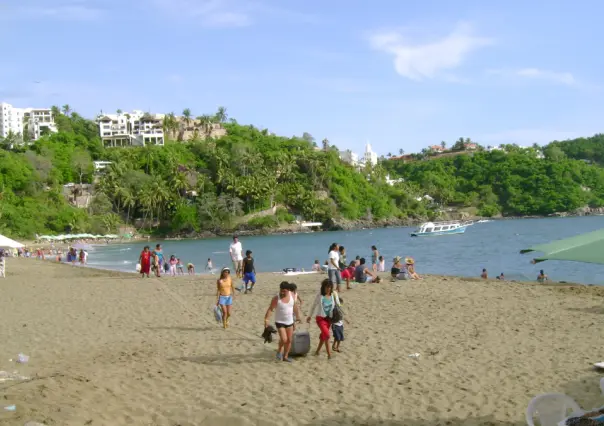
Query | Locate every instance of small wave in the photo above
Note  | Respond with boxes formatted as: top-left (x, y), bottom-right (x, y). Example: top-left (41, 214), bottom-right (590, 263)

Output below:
top-left (122, 260), bottom-right (133, 264)
top-left (119, 248), bottom-right (132, 251)
top-left (212, 251), bottom-right (227, 254)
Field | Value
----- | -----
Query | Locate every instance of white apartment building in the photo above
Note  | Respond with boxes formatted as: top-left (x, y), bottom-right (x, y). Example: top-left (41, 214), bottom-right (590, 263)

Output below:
top-left (0, 102), bottom-right (24, 138)
top-left (0, 103), bottom-right (57, 140)
top-left (24, 108), bottom-right (57, 140)
top-left (97, 110), bottom-right (165, 148)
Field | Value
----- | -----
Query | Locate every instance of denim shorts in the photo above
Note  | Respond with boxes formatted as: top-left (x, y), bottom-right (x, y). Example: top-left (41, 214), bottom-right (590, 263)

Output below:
top-left (219, 295), bottom-right (233, 306)
top-left (332, 324), bottom-right (344, 341)
top-left (328, 269), bottom-right (341, 284)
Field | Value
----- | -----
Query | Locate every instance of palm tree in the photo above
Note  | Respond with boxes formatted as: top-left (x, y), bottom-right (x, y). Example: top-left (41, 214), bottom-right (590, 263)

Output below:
top-left (322, 138), bottom-right (329, 151)
top-left (387, 152), bottom-right (392, 157)
top-left (440, 141), bottom-right (446, 149)
top-left (215, 106), bottom-right (228, 123)
top-left (51, 106), bottom-right (61, 118)
top-left (182, 108), bottom-right (192, 128)
top-left (117, 109), bottom-right (123, 115)
top-left (197, 115), bottom-right (214, 138)
top-left (399, 148), bottom-right (404, 155)
top-left (62, 104), bottom-right (71, 115)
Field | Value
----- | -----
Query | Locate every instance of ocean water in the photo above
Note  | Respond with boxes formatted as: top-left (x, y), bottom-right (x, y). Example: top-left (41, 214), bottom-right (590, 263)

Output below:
top-left (87, 216), bottom-right (604, 285)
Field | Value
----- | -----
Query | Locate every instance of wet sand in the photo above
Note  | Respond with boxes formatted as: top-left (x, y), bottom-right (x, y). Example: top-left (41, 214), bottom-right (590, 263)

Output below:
top-left (1, 258), bottom-right (603, 425)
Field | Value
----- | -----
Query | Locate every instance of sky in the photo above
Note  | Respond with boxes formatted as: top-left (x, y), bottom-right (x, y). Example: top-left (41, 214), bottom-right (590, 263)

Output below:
top-left (1, 0), bottom-right (603, 155)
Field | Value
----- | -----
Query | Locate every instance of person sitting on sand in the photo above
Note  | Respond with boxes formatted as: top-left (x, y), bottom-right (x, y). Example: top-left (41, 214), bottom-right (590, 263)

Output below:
top-left (264, 281), bottom-right (301, 363)
top-left (496, 272), bottom-right (504, 280)
top-left (391, 256), bottom-right (408, 281)
top-left (312, 260), bottom-right (321, 272)
top-left (187, 262), bottom-right (195, 275)
top-left (405, 258), bottom-right (421, 280)
top-left (354, 258), bottom-right (380, 283)
top-left (537, 269), bottom-right (548, 283)
top-left (481, 268), bottom-right (488, 279)
top-left (216, 267), bottom-right (235, 329)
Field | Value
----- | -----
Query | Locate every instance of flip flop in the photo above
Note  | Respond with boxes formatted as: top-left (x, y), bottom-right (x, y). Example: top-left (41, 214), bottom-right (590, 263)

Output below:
top-left (276, 353), bottom-right (283, 361)
top-left (283, 357), bottom-right (294, 363)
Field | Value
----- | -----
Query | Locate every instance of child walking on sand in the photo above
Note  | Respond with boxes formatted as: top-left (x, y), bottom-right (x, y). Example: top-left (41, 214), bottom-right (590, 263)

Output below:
top-left (332, 295), bottom-right (346, 353)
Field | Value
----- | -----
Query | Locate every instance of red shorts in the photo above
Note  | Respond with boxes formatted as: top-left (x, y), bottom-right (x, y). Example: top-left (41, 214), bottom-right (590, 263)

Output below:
top-left (341, 269), bottom-right (352, 279)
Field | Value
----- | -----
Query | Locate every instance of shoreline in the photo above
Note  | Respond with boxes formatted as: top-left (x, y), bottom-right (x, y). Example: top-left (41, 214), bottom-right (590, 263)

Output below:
top-left (7, 254), bottom-right (601, 289)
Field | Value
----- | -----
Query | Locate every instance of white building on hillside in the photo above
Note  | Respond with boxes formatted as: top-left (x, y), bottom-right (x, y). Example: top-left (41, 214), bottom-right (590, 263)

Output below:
top-left (0, 102), bottom-right (24, 138)
top-left (362, 143), bottom-right (378, 167)
top-left (339, 149), bottom-right (359, 166)
top-left (24, 108), bottom-right (57, 140)
top-left (97, 110), bottom-right (165, 148)
top-left (0, 103), bottom-right (57, 140)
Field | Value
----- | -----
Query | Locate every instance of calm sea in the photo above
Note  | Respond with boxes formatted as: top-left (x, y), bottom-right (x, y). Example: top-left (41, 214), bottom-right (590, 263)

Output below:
top-left (88, 216), bottom-right (604, 285)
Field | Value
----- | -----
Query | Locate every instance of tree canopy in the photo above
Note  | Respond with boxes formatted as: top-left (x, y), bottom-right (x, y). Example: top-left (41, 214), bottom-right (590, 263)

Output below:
top-left (1, 107), bottom-right (603, 239)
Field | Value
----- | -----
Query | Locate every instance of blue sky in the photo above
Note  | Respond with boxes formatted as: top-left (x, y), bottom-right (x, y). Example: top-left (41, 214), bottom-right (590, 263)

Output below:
top-left (1, 0), bottom-right (603, 155)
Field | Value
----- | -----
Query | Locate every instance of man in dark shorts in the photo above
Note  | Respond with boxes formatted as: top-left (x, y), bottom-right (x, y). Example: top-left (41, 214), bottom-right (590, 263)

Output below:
top-left (242, 250), bottom-right (256, 294)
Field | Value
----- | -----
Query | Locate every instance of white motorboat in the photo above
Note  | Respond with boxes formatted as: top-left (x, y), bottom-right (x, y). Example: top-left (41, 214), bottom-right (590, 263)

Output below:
top-left (410, 221), bottom-right (470, 237)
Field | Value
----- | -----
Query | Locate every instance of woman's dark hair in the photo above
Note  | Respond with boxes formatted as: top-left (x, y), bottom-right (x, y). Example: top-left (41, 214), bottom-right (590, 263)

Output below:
top-left (348, 260), bottom-right (356, 267)
top-left (320, 279), bottom-right (333, 296)
top-left (372, 245), bottom-right (377, 250)
top-left (355, 255), bottom-right (360, 260)
top-left (328, 243), bottom-right (338, 253)
top-left (288, 282), bottom-right (297, 292)
top-left (540, 269), bottom-right (544, 274)
top-left (143, 245), bottom-right (150, 250)
top-left (280, 281), bottom-right (289, 290)
top-left (339, 245), bottom-right (345, 252)
top-left (379, 255), bottom-right (383, 261)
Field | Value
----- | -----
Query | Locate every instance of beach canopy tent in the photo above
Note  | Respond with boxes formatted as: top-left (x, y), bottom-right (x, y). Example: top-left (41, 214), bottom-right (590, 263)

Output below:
top-left (0, 234), bottom-right (25, 249)
top-left (520, 228), bottom-right (604, 265)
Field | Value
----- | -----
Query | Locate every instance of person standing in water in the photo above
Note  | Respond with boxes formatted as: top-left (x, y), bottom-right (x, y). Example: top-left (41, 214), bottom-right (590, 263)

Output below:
top-left (264, 281), bottom-right (300, 363)
top-left (205, 258), bottom-right (213, 273)
top-left (371, 245), bottom-right (379, 274)
top-left (229, 236), bottom-right (244, 278)
top-left (216, 267), bottom-right (235, 328)
top-left (139, 246), bottom-right (152, 278)
top-left (153, 244), bottom-right (164, 277)
top-left (242, 250), bottom-right (256, 293)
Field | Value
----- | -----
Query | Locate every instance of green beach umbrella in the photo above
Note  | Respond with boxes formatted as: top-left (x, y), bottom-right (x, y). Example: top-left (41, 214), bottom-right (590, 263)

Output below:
top-left (520, 228), bottom-right (604, 265)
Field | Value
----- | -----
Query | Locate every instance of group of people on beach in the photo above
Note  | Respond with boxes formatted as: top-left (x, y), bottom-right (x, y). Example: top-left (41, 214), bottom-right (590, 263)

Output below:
top-left (138, 244), bottom-right (198, 278)
top-left (312, 243), bottom-right (421, 291)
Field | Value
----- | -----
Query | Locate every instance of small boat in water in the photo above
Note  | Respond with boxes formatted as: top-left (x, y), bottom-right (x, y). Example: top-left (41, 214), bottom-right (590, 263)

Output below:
top-left (410, 221), bottom-right (470, 237)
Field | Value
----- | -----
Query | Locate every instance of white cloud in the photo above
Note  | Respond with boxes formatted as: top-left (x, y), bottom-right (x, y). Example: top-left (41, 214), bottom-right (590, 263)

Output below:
top-left (367, 23), bottom-right (493, 81)
top-left (489, 68), bottom-right (576, 86)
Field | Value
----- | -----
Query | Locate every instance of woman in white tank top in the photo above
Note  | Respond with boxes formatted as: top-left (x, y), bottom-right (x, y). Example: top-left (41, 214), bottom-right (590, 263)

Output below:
top-left (264, 282), bottom-right (298, 363)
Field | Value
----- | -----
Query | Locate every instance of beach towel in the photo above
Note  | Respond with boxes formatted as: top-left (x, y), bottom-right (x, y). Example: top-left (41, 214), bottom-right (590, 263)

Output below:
top-left (213, 306), bottom-right (222, 323)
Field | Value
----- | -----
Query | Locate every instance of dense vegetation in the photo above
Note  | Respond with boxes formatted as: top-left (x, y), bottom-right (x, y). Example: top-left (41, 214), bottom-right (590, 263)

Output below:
top-left (1, 106), bottom-right (603, 239)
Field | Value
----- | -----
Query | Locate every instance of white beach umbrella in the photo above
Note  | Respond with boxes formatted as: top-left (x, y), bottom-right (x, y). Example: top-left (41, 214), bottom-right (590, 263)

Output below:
top-left (0, 234), bottom-right (25, 248)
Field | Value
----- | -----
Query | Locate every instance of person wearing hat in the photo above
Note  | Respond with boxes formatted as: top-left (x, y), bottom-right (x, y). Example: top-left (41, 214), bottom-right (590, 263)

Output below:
top-left (405, 257), bottom-right (421, 280)
top-left (390, 256), bottom-right (408, 281)
top-left (216, 267), bottom-right (235, 328)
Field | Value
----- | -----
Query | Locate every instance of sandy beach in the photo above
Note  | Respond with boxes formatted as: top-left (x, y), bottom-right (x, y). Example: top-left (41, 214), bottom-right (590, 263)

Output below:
top-left (1, 258), bottom-right (603, 425)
